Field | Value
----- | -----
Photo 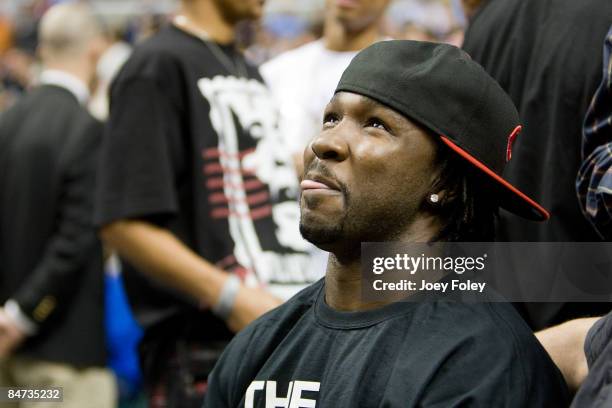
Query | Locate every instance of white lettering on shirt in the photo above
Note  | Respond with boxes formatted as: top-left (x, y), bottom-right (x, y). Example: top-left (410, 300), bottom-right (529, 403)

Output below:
top-left (244, 380), bottom-right (320, 408)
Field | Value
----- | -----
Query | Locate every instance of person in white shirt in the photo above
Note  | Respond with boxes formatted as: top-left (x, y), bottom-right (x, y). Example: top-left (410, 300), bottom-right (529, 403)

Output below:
top-left (261, 0), bottom-right (391, 176)
top-left (261, 0), bottom-right (391, 277)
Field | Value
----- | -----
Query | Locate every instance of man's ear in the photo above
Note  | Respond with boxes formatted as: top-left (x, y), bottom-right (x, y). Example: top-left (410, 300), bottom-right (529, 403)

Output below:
top-left (89, 36), bottom-right (108, 65)
top-left (446, 188), bottom-right (462, 209)
top-left (425, 148), bottom-right (462, 210)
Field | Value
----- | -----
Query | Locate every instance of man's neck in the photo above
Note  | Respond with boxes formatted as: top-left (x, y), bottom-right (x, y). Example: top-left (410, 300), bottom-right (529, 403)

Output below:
top-left (324, 253), bottom-right (369, 311)
top-left (178, 1), bottom-right (235, 44)
top-left (323, 16), bottom-right (381, 52)
top-left (324, 215), bottom-right (443, 311)
top-left (42, 62), bottom-right (91, 96)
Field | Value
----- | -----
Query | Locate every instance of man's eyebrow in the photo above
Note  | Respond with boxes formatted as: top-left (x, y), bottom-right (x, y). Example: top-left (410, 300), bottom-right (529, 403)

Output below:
top-left (327, 94), bottom-right (341, 107)
top-left (328, 94), bottom-right (389, 110)
top-left (359, 96), bottom-right (384, 110)
top-left (327, 94), bottom-right (409, 123)
top-left (363, 98), bottom-right (409, 124)
top-left (356, 95), bottom-right (403, 117)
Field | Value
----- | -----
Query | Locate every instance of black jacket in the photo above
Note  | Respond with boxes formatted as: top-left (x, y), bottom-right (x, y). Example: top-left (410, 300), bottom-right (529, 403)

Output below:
top-left (463, 0), bottom-right (612, 329)
top-left (0, 84), bottom-right (106, 367)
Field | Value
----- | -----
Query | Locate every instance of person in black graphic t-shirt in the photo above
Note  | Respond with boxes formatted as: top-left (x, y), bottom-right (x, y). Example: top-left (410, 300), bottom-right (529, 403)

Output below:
top-left (94, 0), bottom-right (314, 406)
top-left (204, 41), bottom-right (570, 407)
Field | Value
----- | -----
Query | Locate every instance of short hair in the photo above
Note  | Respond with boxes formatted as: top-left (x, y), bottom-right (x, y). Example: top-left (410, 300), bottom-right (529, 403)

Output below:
top-left (429, 142), bottom-right (498, 242)
top-left (38, 3), bottom-right (102, 60)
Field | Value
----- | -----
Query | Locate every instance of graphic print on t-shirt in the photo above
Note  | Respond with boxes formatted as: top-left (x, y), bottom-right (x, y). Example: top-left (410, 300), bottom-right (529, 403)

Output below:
top-left (198, 75), bottom-right (315, 289)
top-left (245, 380), bottom-right (320, 408)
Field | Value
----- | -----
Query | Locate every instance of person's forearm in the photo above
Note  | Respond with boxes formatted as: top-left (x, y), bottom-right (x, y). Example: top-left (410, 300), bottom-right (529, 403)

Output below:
top-left (100, 219), bottom-right (283, 332)
top-left (100, 220), bottom-right (226, 306)
top-left (535, 317), bottom-right (600, 392)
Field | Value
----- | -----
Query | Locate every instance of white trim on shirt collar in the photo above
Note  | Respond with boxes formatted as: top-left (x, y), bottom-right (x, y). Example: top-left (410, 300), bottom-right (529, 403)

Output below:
top-left (39, 69), bottom-right (90, 105)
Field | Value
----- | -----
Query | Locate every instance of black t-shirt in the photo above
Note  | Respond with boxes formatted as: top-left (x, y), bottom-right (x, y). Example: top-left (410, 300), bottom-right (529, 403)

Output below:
top-left (204, 279), bottom-right (569, 407)
top-left (95, 25), bottom-right (315, 333)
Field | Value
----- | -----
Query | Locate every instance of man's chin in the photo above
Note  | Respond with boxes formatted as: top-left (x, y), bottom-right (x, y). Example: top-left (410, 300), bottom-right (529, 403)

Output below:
top-left (299, 222), bottom-right (342, 250)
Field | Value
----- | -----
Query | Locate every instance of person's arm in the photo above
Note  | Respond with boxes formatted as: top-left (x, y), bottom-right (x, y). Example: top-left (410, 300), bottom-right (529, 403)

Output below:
top-left (5, 121), bottom-right (103, 340)
top-left (97, 73), bottom-right (281, 331)
top-left (576, 26), bottom-right (612, 239)
top-left (536, 317), bottom-right (601, 393)
top-left (100, 220), bottom-right (281, 332)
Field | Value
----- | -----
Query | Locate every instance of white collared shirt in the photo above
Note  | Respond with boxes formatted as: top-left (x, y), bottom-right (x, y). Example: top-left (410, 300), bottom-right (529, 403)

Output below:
top-left (39, 69), bottom-right (90, 105)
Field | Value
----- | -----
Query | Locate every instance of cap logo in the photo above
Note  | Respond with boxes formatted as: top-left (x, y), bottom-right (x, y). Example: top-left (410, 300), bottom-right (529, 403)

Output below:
top-left (506, 125), bottom-right (522, 162)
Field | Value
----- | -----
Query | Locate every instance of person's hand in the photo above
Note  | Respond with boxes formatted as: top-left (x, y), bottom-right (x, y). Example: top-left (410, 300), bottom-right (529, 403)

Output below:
top-left (0, 308), bottom-right (26, 358)
top-left (226, 286), bottom-right (282, 333)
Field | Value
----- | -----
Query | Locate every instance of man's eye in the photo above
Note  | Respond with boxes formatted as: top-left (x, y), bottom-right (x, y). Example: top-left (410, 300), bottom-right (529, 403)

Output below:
top-left (323, 113), bottom-right (340, 127)
top-left (366, 117), bottom-right (389, 131)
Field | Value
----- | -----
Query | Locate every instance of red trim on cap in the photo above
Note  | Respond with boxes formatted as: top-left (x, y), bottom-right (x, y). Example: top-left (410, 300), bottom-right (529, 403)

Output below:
top-left (506, 125), bottom-right (522, 162)
top-left (440, 135), bottom-right (550, 220)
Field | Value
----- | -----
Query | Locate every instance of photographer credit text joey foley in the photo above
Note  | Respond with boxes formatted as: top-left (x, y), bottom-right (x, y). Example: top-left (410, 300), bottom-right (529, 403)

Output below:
top-left (370, 253), bottom-right (488, 293)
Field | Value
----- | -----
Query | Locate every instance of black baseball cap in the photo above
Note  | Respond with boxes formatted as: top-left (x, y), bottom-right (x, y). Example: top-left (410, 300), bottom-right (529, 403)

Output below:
top-left (335, 40), bottom-right (549, 221)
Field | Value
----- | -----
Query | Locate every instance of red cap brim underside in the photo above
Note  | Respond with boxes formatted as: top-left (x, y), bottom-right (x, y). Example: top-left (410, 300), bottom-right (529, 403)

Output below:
top-left (440, 135), bottom-right (550, 221)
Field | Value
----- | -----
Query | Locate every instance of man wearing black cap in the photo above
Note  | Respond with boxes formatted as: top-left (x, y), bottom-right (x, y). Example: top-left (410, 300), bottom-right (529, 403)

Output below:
top-left (203, 40), bottom-right (568, 407)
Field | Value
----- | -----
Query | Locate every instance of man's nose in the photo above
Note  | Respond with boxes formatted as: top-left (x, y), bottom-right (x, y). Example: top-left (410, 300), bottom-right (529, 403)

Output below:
top-left (309, 122), bottom-right (350, 162)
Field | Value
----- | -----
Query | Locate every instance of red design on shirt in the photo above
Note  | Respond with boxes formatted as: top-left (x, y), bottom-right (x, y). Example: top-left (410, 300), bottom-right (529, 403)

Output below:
top-left (202, 147), bottom-right (272, 221)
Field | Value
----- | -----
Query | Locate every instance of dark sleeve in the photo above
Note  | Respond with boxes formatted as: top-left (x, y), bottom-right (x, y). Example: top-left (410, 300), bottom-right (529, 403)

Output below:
top-left (571, 319), bottom-right (612, 408)
top-left (576, 26), bottom-right (612, 239)
top-left (94, 77), bottom-right (185, 226)
top-left (418, 336), bottom-right (524, 407)
top-left (419, 306), bottom-right (569, 408)
top-left (12, 120), bottom-right (103, 325)
top-left (204, 325), bottom-right (259, 408)
top-left (585, 311), bottom-right (612, 368)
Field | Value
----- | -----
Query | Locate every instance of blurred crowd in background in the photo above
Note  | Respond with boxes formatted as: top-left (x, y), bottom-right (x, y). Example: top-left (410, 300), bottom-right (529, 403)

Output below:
top-left (0, 2), bottom-right (466, 406)
top-left (3, 1), bottom-right (610, 407)
top-left (0, 0), bottom-right (464, 114)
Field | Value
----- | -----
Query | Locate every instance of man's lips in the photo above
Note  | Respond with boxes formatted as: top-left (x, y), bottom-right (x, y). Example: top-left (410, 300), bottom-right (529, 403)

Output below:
top-left (336, 0), bottom-right (359, 8)
top-left (300, 176), bottom-right (341, 193)
top-left (301, 180), bottom-right (331, 190)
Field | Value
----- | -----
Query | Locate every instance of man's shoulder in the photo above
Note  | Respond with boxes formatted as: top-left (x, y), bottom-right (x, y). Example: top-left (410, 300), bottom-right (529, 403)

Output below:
top-left (211, 279), bottom-right (322, 389)
top-left (4, 86), bottom-right (99, 132)
top-left (391, 301), bottom-right (569, 405)
top-left (413, 301), bottom-right (542, 359)
top-left (425, 301), bottom-right (566, 390)
top-left (132, 25), bottom-right (186, 56)
top-left (113, 26), bottom-right (193, 84)
top-left (246, 280), bottom-right (322, 331)
top-left (431, 301), bottom-right (530, 338)
top-left (229, 280), bottom-right (322, 349)
top-left (415, 301), bottom-right (563, 374)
